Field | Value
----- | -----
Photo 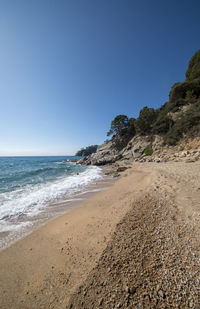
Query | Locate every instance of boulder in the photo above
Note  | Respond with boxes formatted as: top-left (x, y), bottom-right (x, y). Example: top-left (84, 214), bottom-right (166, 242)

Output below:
top-left (77, 140), bottom-right (122, 166)
top-left (116, 166), bottom-right (128, 172)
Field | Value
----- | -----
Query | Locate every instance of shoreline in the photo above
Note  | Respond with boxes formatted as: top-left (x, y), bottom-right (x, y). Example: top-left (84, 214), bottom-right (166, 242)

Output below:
top-left (0, 164), bottom-right (153, 308)
top-left (0, 166), bottom-right (114, 252)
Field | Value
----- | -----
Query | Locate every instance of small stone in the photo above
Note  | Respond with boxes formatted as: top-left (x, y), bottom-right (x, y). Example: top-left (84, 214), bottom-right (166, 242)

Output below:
top-left (125, 286), bottom-right (130, 293)
top-left (144, 294), bottom-right (151, 303)
top-left (130, 287), bottom-right (137, 294)
top-left (157, 289), bottom-right (165, 298)
top-left (50, 297), bottom-right (55, 304)
top-left (188, 299), bottom-right (194, 308)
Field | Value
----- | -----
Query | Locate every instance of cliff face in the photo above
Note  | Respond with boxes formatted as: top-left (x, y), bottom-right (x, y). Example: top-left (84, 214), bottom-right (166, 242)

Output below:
top-left (78, 140), bottom-right (122, 166)
top-left (78, 133), bottom-right (200, 166)
top-left (78, 135), bottom-right (163, 165)
top-left (78, 95), bottom-right (200, 165)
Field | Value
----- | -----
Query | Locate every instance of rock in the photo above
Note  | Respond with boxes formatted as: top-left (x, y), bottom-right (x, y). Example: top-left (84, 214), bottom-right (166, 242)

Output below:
top-left (50, 297), bottom-right (55, 304)
top-left (112, 173), bottom-right (120, 178)
top-left (185, 158), bottom-right (196, 163)
top-left (125, 286), bottom-right (130, 293)
top-left (129, 287), bottom-right (137, 294)
top-left (116, 166), bottom-right (128, 172)
top-left (78, 140), bottom-right (122, 165)
top-left (157, 289), bottom-right (165, 298)
top-left (69, 159), bottom-right (79, 163)
top-left (188, 298), bottom-right (194, 308)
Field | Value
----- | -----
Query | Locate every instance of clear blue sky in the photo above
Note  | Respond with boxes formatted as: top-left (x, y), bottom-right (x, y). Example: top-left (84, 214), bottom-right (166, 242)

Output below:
top-left (0, 0), bottom-right (200, 155)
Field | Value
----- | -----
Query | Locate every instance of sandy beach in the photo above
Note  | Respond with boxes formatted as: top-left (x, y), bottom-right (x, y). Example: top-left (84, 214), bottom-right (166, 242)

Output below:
top-left (1, 162), bottom-right (200, 308)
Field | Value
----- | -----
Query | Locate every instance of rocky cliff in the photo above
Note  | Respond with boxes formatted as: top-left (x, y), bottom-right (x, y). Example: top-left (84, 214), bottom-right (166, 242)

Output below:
top-left (77, 134), bottom-right (161, 165)
top-left (78, 139), bottom-right (122, 166)
top-left (78, 134), bottom-right (200, 166)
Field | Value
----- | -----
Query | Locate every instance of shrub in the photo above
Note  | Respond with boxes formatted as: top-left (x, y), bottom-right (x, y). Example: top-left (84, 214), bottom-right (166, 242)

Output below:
top-left (169, 79), bottom-right (200, 105)
top-left (186, 50), bottom-right (200, 81)
top-left (135, 107), bottom-right (157, 135)
top-left (164, 103), bottom-right (200, 145)
top-left (152, 112), bottom-right (173, 134)
top-left (143, 146), bottom-right (153, 156)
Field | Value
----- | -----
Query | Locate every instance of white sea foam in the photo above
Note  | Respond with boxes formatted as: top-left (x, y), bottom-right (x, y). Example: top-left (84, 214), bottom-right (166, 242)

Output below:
top-left (0, 166), bottom-right (102, 232)
top-left (0, 221), bottom-right (31, 233)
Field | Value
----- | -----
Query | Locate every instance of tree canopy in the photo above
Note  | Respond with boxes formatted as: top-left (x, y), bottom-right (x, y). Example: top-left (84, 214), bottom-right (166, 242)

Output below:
top-left (186, 49), bottom-right (200, 81)
top-left (107, 115), bottom-right (129, 136)
top-left (75, 145), bottom-right (98, 156)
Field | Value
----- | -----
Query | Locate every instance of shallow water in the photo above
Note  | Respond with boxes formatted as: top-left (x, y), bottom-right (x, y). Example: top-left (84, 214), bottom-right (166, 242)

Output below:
top-left (0, 156), bottom-right (110, 250)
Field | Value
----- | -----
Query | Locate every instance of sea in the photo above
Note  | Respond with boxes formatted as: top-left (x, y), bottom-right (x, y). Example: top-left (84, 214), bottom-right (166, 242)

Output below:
top-left (0, 156), bottom-right (110, 250)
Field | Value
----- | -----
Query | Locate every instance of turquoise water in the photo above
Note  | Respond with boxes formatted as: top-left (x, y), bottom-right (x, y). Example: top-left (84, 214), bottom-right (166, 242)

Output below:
top-left (0, 156), bottom-right (103, 248)
top-left (0, 156), bottom-right (83, 195)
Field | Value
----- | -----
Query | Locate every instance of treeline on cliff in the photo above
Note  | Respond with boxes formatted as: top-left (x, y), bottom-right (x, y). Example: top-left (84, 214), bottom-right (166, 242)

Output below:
top-left (75, 145), bottom-right (98, 156)
top-left (107, 50), bottom-right (200, 146)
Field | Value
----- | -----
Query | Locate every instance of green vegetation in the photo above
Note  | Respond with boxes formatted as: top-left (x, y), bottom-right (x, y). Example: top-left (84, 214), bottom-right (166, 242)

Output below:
top-left (75, 145), bottom-right (98, 156)
top-left (134, 107), bottom-right (157, 134)
top-left (169, 79), bottom-right (200, 105)
top-left (106, 115), bottom-right (136, 150)
top-left (143, 146), bottom-right (153, 156)
top-left (127, 117), bottom-right (136, 136)
top-left (151, 111), bottom-right (173, 134)
top-left (107, 115), bottom-right (129, 136)
top-left (186, 50), bottom-right (200, 80)
top-left (164, 100), bottom-right (200, 145)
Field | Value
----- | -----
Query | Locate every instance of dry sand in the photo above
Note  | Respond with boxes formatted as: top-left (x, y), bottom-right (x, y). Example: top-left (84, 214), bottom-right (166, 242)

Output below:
top-left (1, 162), bottom-right (200, 308)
